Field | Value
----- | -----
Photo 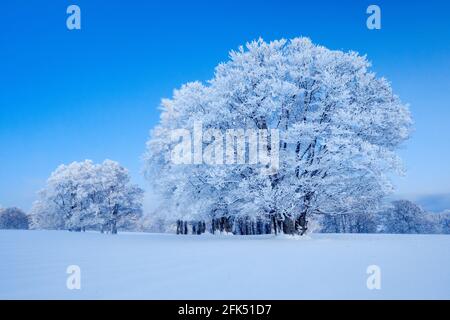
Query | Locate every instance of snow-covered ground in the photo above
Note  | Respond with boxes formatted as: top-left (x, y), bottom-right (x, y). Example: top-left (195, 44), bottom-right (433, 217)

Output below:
top-left (1, 230), bottom-right (449, 299)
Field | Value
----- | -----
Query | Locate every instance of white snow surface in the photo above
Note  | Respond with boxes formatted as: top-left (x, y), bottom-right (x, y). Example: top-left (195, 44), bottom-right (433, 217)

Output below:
top-left (1, 230), bottom-right (449, 299)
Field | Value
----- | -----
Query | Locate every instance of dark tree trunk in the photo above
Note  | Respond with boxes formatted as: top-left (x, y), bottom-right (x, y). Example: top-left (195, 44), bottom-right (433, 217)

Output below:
top-left (210, 219), bottom-right (215, 234)
top-left (225, 217), bottom-right (232, 233)
top-left (277, 220), bottom-right (283, 233)
top-left (272, 215), bottom-right (278, 235)
top-left (265, 221), bottom-right (271, 234)
top-left (176, 220), bottom-right (181, 235)
top-left (256, 219), bottom-right (262, 235)
top-left (214, 218), bottom-right (219, 234)
top-left (110, 204), bottom-right (119, 234)
top-left (283, 216), bottom-right (296, 235)
top-left (111, 220), bottom-right (117, 234)
top-left (295, 213), bottom-right (308, 235)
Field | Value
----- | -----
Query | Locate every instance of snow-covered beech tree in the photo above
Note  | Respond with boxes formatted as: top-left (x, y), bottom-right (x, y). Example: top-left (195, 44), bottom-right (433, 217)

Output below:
top-left (380, 200), bottom-right (436, 234)
top-left (0, 207), bottom-right (29, 230)
top-left (144, 37), bottom-right (412, 235)
top-left (31, 160), bottom-right (143, 234)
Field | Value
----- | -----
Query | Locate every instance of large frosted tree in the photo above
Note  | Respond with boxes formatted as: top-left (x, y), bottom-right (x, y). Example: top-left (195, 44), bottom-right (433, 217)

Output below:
top-left (31, 160), bottom-right (143, 234)
top-left (144, 37), bottom-right (412, 235)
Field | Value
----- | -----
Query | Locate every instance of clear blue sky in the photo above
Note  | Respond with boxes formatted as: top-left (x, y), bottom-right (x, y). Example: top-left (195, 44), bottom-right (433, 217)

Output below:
top-left (1, 0), bottom-right (449, 212)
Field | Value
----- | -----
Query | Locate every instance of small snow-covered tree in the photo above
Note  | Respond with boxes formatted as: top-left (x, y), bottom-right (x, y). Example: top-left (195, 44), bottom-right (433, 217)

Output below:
top-left (31, 160), bottom-right (143, 233)
top-left (438, 210), bottom-right (450, 234)
top-left (427, 210), bottom-right (450, 234)
top-left (0, 207), bottom-right (29, 230)
top-left (381, 200), bottom-right (435, 234)
top-left (144, 37), bottom-right (412, 235)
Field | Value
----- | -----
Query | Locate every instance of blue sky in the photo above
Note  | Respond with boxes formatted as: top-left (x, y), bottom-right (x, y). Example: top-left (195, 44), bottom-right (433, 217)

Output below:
top-left (1, 0), bottom-right (449, 212)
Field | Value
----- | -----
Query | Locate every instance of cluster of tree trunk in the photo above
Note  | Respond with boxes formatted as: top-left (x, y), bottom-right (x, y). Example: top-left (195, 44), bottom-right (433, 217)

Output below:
top-left (177, 220), bottom-right (207, 235)
top-left (211, 217), bottom-right (233, 233)
top-left (70, 222), bottom-right (118, 234)
top-left (176, 213), bottom-right (308, 236)
top-left (99, 222), bottom-right (117, 234)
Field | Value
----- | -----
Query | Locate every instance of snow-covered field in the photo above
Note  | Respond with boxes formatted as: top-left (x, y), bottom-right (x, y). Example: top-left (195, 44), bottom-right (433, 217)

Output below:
top-left (1, 230), bottom-right (449, 299)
